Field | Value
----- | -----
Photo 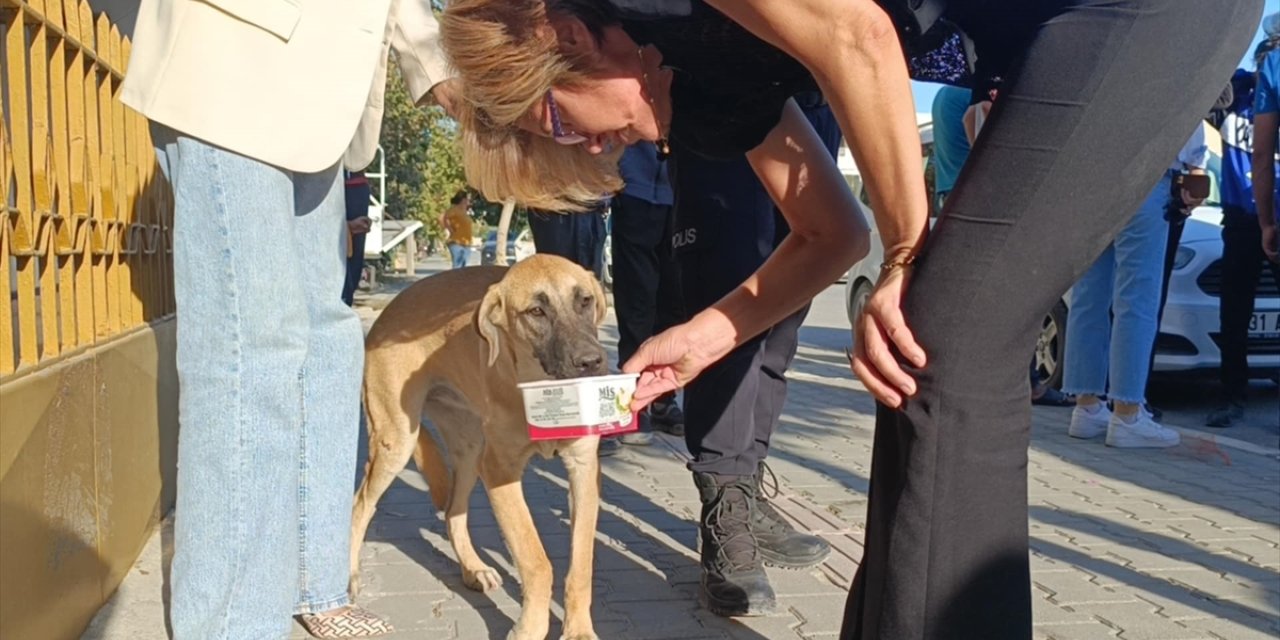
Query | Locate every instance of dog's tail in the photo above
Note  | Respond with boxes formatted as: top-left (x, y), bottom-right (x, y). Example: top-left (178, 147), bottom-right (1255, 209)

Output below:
top-left (414, 427), bottom-right (452, 512)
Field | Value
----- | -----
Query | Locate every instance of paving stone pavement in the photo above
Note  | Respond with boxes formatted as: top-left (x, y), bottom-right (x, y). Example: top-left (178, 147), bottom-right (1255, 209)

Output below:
top-left (84, 277), bottom-right (1280, 640)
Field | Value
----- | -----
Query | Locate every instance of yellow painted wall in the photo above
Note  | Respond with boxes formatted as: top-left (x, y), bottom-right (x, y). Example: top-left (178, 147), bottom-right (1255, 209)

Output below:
top-left (0, 320), bottom-right (177, 640)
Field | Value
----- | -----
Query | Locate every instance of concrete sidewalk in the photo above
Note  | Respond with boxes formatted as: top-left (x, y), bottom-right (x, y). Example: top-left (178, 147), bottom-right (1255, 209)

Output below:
top-left (83, 278), bottom-right (1280, 640)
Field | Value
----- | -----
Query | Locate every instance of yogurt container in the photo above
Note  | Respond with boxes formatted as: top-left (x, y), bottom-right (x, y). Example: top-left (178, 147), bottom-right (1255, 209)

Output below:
top-left (517, 373), bottom-right (640, 441)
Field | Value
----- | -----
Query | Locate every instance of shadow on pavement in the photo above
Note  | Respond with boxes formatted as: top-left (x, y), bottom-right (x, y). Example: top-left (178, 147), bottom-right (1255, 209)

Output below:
top-left (1028, 505), bottom-right (1280, 635)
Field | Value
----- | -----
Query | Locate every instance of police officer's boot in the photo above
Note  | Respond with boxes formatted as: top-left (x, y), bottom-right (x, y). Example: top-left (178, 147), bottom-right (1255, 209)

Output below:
top-left (752, 461), bottom-right (831, 568)
top-left (693, 471), bottom-right (777, 617)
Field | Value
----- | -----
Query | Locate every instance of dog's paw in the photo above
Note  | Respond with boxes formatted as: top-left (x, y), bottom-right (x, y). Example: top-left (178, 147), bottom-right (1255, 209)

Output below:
top-left (462, 565), bottom-right (503, 592)
top-left (506, 626), bottom-right (551, 640)
top-left (559, 632), bottom-right (599, 640)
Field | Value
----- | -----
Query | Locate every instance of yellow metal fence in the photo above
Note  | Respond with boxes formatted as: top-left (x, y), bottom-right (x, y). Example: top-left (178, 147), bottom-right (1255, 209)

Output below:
top-left (2, 0), bottom-right (173, 377)
top-left (2, 2), bottom-right (176, 637)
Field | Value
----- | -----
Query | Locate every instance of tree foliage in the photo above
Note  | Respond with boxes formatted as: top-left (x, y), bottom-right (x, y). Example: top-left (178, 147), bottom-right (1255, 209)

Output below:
top-left (377, 55), bottom-right (530, 248)
top-left (378, 60), bottom-right (467, 243)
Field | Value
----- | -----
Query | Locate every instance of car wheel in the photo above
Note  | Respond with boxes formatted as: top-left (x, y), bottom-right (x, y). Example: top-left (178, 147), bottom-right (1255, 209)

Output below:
top-left (848, 279), bottom-right (873, 337)
top-left (1034, 301), bottom-right (1068, 390)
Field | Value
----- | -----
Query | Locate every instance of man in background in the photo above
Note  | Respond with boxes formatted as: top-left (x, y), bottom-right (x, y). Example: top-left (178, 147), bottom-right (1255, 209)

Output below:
top-left (343, 170), bottom-right (372, 306)
top-left (440, 191), bottom-right (474, 269)
top-left (611, 142), bottom-right (687, 445)
top-left (1209, 34), bottom-right (1280, 427)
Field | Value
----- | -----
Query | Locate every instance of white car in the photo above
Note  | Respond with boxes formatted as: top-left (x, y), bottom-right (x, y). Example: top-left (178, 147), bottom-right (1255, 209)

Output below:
top-left (1159, 207), bottom-right (1280, 374)
top-left (842, 119), bottom-right (1280, 387)
top-left (845, 205), bottom-right (1280, 388)
top-left (480, 228), bottom-right (536, 266)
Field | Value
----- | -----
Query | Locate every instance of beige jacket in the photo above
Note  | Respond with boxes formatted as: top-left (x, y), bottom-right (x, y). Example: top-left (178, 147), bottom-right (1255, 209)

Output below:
top-left (121, 0), bottom-right (449, 173)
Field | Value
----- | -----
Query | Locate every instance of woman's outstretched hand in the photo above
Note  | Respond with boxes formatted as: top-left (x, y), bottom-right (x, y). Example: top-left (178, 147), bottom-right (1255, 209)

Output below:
top-left (622, 322), bottom-right (725, 411)
top-left (850, 266), bottom-right (926, 408)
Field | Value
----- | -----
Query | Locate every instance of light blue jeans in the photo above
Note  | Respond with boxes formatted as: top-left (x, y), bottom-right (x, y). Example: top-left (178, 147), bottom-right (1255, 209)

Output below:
top-left (154, 127), bottom-right (364, 639)
top-left (449, 243), bottom-right (470, 268)
top-left (1063, 175), bottom-right (1171, 404)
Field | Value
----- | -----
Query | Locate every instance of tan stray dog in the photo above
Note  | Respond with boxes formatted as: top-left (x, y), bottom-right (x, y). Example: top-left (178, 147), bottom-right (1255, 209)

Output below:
top-left (350, 254), bottom-right (611, 640)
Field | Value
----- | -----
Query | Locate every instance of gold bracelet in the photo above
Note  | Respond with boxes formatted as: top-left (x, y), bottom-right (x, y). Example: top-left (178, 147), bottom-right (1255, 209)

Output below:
top-left (879, 255), bottom-right (918, 272)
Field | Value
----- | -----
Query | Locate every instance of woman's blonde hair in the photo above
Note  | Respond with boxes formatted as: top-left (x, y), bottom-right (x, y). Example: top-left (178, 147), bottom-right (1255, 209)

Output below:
top-left (442, 0), bottom-right (624, 211)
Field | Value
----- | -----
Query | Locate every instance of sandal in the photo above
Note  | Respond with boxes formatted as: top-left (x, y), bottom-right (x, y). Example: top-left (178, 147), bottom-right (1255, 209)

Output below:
top-left (1032, 386), bottom-right (1075, 407)
top-left (296, 605), bottom-right (394, 638)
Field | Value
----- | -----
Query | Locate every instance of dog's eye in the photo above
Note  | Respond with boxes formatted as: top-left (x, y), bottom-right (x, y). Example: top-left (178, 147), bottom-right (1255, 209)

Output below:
top-left (526, 306), bottom-right (546, 318)
top-left (580, 296), bottom-right (594, 310)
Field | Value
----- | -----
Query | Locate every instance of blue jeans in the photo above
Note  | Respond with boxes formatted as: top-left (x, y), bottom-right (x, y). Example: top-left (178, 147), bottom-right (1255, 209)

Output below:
top-left (448, 243), bottom-right (471, 268)
top-left (154, 128), bottom-right (364, 639)
top-left (1063, 175), bottom-right (1172, 404)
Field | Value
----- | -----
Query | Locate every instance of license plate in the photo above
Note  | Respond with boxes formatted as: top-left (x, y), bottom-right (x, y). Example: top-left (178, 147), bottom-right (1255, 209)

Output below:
top-left (1249, 311), bottom-right (1280, 336)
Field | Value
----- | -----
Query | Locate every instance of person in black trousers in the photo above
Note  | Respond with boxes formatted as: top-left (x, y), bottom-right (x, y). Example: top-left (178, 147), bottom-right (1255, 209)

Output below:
top-left (342, 170), bottom-right (372, 307)
top-left (527, 202), bottom-right (608, 280)
top-left (671, 94), bottom-right (839, 616)
top-left (612, 141), bottom-right (687, 443)
top-left (1147, 78), bottom-right (1244, 419)
top-left (844, 7), bottom-right (1259, 638)
top-left (1207, 46), bottom-right (1280, 427)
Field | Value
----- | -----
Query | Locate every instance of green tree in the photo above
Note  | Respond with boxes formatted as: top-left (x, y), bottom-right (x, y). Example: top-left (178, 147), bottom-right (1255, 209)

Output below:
top-left (417, 106), bottom-right (467, 237)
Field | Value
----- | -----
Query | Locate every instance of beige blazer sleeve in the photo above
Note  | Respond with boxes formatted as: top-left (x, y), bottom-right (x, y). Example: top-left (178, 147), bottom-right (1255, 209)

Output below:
top-left (343, 0), bottom-right (452, 170)
top-left (390, 0), bottom-right (452, 104)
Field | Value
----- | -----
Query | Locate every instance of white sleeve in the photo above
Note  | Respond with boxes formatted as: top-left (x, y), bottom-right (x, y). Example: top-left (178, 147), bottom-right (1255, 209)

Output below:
top-left (389, 0), bottom-right (452, 104)
top-left (1177, 124), bottom-right (1209, 170)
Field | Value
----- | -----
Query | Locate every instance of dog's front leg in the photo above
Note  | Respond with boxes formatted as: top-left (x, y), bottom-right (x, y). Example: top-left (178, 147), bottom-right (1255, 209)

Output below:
top-left (481, 447), bottom-right (553, 640)
top-left (559, 438), bottom-right (601, 640)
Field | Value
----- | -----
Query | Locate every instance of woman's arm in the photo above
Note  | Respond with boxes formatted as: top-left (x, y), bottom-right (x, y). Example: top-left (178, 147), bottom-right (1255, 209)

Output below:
top-left (623, 101), bottom-right (871, 404)
top-left (705, 0), bottom-right (929, 265)
top-left (704, 0), bottom-right (931, 404)
top-left (692, 100), bottom-right (871, 357)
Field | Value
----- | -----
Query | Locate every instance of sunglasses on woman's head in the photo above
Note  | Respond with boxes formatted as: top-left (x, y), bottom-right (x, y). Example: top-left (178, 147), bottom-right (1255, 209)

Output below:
top-left (545, 91), bottom-right (588, 146)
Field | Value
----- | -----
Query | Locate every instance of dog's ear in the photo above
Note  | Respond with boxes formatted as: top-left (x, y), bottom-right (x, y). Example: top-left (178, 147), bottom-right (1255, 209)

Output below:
top-left (476, 284), bottom-right (505, 367)
top-left (589, 274), bottom-right (608, 327)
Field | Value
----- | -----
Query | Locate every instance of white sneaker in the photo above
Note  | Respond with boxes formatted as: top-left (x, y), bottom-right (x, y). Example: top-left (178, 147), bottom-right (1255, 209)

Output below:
top-left (1069, 404), bottom-right (1111, 439)
top-left (1106, 411), bottom-right (1180, 448)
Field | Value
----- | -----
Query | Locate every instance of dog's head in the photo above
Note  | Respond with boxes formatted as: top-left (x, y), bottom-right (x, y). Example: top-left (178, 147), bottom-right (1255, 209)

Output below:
top-left (476, 254), bottom-right (609, 380)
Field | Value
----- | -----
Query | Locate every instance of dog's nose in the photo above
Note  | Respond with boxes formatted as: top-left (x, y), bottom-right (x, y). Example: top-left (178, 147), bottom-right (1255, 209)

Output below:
top-left (572, 351), bottom-right (604, 374)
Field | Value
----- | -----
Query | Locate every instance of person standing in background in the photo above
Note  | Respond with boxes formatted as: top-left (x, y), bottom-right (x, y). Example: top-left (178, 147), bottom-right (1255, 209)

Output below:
top-left (440, 191), bottom-right (474, 269)
top-left (527, 203), bottom-right (609, 281)
top-left (121, 0), bottom-right (456, 636)
top-left (1255, 24), bottom-right (1280, 264)
top-left (1145, 85), bottom-right (1233, 420)
top-left (930, 85), bottom-right (971, 211)
top-left (1209, 32), bottom-right (1280, 427)
top-left (611, 142), bottom-right (687, 446)
top-left (1064, 129), bottom-right (1209, 448)
top-left (343, 170), bottom-right (373, 306)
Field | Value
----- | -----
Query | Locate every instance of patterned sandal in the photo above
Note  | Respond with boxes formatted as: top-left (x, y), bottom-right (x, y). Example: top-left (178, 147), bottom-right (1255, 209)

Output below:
top-left (296, 605), bottom-right (394, 638)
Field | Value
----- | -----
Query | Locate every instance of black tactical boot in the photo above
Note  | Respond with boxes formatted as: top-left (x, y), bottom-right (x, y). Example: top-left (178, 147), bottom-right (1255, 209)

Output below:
top-left (693, 472), bottom-right (777, 617)
top-left (752, 461), bottom-right (831, 568)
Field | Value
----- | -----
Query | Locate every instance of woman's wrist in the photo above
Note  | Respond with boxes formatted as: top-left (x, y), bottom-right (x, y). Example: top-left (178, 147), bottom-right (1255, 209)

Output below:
top-left (685, 308), bottom-right (738, 365)
top-left (882, 225), bottom-right (929, 263)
